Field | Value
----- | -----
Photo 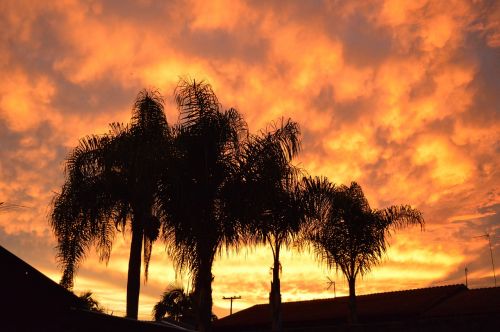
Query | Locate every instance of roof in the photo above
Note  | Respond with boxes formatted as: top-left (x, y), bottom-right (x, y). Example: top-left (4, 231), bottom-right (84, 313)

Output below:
top-left (0, 244), bottom-right (82, 313)
top-left (0, 245), bottom-right (191, 332)
top-left (214, 284), bottom-right (492, 331)
top-left (423, 286), bottom-right (500, 317)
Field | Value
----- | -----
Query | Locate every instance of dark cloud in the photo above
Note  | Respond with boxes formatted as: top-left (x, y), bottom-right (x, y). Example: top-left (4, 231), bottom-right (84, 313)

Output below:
top-left (0, 120), bottom-right (66, 186)
top-left (51, 77), bottom-right (138, 117)
top-left (311, 84), bottom-right (334, 114)
top-left (333, 13), bottom-right (393, 67)
top-left (1, 0), bottom-right (499, 318)
top-left (174, 26), bottom-right (270, 64)
top-left (462, 44), bottom-right (500, 126)
top-left (99, 0), bottom-right (181, 24)
top-left (309, 84), bottom-right (377, 129)
top-left (409, 71), bottom-right (437, 100)
top-left (333, 95), bottom-right (376, 124)
top-left (0, 225), bottom-right (57, 270)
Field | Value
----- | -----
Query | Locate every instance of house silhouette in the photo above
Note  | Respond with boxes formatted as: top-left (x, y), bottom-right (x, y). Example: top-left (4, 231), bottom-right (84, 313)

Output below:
top-left (0, 245), bottom-right (192, 332)
top-left (214, 284), bottom-right (500, 331)
top-left (3, 243), bottom-right (499, 331)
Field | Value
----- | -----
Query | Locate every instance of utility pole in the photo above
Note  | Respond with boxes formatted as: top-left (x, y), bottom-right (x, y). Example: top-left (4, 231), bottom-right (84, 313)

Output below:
top-left (465, 267), bottom-right (468, 287)
top-left (473, 233), bottom-right (497, 287)
top-left (222, 296), bottom-right (241, 315)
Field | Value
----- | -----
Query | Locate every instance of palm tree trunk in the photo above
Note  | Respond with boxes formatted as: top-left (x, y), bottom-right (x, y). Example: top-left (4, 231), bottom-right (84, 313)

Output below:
top-left (126, 223), bottom-right (144, 319)
top-left (270, 246), bottom-right (282, 332)
top-left (196, 254), bottom-right (213, 332)
top-left (348, 277), bottom-right (358, 324)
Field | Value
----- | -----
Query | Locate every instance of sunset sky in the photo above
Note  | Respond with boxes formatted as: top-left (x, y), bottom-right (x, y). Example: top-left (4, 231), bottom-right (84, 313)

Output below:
top-left (0, 0), bottom-right (499, 320)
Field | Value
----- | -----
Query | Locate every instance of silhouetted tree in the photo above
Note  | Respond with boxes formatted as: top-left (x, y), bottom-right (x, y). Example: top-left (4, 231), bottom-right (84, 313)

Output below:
top-left (153, 285), bottom-right (195, 324)
top-left (78, 291), bottom-right (104, 313)
top-left (304, 179), bottom-right (424, 324)
top-left (158, 79), bottom-right (247, 332)
top-left (239, 120), bottom-right (303, 332)
top-left (153, 285), bottom-right (217, 326)
top-left (50, 90), bottom-right (171, 319)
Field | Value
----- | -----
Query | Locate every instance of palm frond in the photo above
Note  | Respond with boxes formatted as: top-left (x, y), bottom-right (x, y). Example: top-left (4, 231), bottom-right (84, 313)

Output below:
top-left (376, 205), bottom-right (425, 231)
top-left (131, 89), bottom-right (168, 134)
top-left (175, 79), bottom-right (221, 128)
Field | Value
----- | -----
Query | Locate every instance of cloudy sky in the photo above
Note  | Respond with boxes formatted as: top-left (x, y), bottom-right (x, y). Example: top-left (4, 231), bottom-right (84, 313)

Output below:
top-left (1, 0), bottom-right (499, 319)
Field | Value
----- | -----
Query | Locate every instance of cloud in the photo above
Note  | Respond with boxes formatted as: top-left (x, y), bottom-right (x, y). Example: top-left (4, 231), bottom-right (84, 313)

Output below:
top-left (0, 0), bottom-right (498, 318)
top-left (0, 225), bottom-right (57, 269)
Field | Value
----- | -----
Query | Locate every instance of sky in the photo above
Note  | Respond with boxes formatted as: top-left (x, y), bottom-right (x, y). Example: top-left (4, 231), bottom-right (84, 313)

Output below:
top-left (0, 0), bottom-right (499, 320)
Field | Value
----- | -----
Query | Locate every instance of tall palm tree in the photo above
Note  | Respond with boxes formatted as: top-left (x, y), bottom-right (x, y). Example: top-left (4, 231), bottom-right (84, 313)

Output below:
top-left (304, 179), bottom-right (424, 324)
top-left (50, 90), bottom-right (171, 319)
top-left (158, 79), bottom-right (248, 332)
top-left (239, 120), bottom-right (303, 332)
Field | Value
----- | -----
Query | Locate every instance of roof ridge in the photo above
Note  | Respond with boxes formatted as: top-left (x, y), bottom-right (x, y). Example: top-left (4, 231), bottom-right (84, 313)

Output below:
top-left (280, 284), bottom-right (467, 305)
top-left (419, 284), bottom-right (468, 316)
top-left (467, 285), bottom-right (500, 290)
top-left (359, 284), bottom-right (466, 297)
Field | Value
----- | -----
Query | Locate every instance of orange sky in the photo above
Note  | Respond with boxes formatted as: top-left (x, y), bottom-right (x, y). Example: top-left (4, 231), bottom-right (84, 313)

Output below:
top-left (0, 0), bottom-right (499, 320)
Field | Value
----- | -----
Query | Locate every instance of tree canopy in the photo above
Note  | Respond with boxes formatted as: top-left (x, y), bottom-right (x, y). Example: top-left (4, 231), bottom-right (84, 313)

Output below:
top-left (158, 79), bottom-right (248, 332)
top-left (50, 90), bottom-right (171, 318)
top-left (49, 80), bottom-right (425, 327)
top-left (304, 178), bottom-right (424, 323)
top-left (238, 119), bottom-right (304, 332)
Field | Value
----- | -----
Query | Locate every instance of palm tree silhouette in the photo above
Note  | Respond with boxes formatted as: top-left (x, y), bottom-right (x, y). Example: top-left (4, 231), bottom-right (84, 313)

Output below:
top-left (50, 90), bottom-right (171, 319)
top-left (153, 285), bottom-right (195, 324)
top-left (78, 291), bottom-right (104, 313)
top-left (240, 120), bottom-right (303, 332)
top-left (158, 79), bottom-right (248, 332)
top-left (305, 179), bottom-right (424, 324)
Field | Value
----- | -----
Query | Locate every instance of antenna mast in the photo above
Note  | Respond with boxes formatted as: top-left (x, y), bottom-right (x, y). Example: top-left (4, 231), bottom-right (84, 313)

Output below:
top-left (473, 233), bottom-right (497, 287)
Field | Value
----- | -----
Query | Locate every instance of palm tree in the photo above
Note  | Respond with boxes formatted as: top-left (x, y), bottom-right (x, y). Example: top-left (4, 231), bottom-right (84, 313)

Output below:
top-left (153, 285), bottom-right (217, 326)
top-left (239, 120), bottom-right (304, 332)
top-left (158, 79), bottom-right (248, 332)
top-left (78, 291), bottom-right (104, 313)
top-left (304, 179), bottom-right (424, 324)
top-left (153, 285), bottom-right (195, 324)
top-left (50, 90), bottom-right (171, 319)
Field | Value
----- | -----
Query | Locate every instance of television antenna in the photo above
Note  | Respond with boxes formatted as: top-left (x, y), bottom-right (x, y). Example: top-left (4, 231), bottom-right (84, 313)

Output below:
top-left (326, 276), bottom-right (336, 298)
top-left (0, 202), bottom-right (30, 212)
top-left (472, 233), bottom-right (496, 287)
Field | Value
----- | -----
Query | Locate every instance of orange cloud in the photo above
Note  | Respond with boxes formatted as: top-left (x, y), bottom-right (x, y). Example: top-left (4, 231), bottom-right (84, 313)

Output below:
top-left (0, 0), bottom-right (498, 319)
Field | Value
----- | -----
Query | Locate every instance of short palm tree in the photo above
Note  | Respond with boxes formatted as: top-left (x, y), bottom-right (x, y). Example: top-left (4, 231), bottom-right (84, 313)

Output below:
top-left (158, 79), bottom-right (248, 332)
top-left (50, 90), bottom-right (171, 319)
top-left (304, 179), bottom-right (424, 324)
top-left (153, 285), bottom-right (195, 324)
top-left (239, 120), bottom-right (304, 332)
top-left (78, 291), bottom-right (104, 313)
